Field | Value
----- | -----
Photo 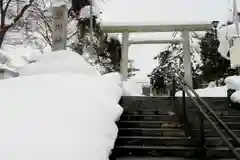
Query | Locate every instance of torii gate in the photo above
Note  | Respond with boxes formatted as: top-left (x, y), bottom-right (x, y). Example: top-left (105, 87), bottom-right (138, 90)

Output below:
top-left (100, 22), bottom-right (212, 88)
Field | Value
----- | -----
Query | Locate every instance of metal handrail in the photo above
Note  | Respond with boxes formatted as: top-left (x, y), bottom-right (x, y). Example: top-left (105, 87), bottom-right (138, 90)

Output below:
top-left (172, 72), bottom-right (240, 160)
top-left (175, 72), bottom-right (240, 145)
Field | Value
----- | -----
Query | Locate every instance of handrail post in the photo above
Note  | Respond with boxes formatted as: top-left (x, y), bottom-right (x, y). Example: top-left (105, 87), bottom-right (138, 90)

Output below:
top-left (182, 90), bottom-right (186, 118)
top-left (171, 74), bottom-right (176, 100)
top-left (199, 112), bottom-right (206, 159)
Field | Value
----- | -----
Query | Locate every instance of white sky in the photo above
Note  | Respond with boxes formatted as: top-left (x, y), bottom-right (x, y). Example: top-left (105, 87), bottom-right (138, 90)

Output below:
top-left (97, 0), bottom-right (240, 81)
top-left (100, 0), bottom-right (233, 24)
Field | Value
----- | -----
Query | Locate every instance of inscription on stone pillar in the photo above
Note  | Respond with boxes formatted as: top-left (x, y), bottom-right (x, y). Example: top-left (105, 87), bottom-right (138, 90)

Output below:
top-left (52, 6), bottom-right (68, 51)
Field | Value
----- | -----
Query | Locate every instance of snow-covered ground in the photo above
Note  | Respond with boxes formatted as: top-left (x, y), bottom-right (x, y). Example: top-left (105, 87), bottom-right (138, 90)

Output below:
top-left (175, 86), bottom-right (228, 97)
top-left (175, 76), bottom-right (240, 105)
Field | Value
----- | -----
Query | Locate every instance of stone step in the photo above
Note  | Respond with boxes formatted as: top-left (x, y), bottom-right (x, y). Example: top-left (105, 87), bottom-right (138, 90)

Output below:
top-left (194, 129), bottom-right (240, 137)
top-left (112, 145), bottom-right (240, 158)
top-left (115, 136), bottom-right (193, 146)
top-left (116, 157), bottom-right (194, 160)
top-left (192, 121), bottom-right (240, 130)
top-left (123, 111), bottom-right (175, 116)
top-left (218, 116), bottom-right (240, 122)
top-left (205, 147), bottom-right (240, 158)
top-left (118, 128), bottom-right (186, 137)
top-left (116, 136), bottom-right (240, 147)
top-left (112, 145), bottom-right (198, 158)
top-left (188, 108), bottom-right (240, 114)
top-left (123, 110), bottom-right (176, 115)
top-left (116, 157), bottom-right (235, 160)
top-left (118, 128), bottom-right (240, 137)
top-left (118, 121), bottom-right (182, 129)
top-left (187, 115), bottom-right (240, 127)
top-left (123, 108), bottom-right (240, 116)
top-left (121, 114), bottom-right (178, 121)
top-left (189, 115), bottom-right (240, 122)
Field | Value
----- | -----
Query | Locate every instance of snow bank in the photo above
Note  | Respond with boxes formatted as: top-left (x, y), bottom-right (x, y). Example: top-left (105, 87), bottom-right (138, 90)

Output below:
top-left (218, 24), bottom-right (239, 60)
top-left (225, 76), bottom-right (240, 90)
top-left (18, 50), bottom-right (100, 76)
top-left (52, 0), bottom-right (68, 7)
top-left (230, 91), bottom-right (240, 103)
top-left (102, 72), bottom-right (143, 96)
top-left (122, 81), bottom-right (143, 96)
top-left (175, 86), bottom-right (227, 97)
top-left (0, 72), bottom-right (123, 160)
top-left (0, 45), bottom-right (42, 68)
top-left (225, 76), bottom-right (240, 104)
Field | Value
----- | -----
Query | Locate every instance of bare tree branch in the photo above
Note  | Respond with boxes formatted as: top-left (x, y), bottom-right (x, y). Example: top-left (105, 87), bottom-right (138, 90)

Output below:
top-left (4, 0), bottom-right (34, 30)
top-left (3, 0), bottom-right (13, 13)
top-left (0, 0), bottom-right (3, 12)
top-left (67, 31), bottom-right (77, 40)
top-left (38, 31), bottom-right (52, 47)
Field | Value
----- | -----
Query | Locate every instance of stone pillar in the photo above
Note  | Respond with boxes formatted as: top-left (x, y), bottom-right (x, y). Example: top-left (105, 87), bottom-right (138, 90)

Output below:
top-left (52, 5), bottom-right (68, 51)
top-left (120, 32), bottom-right (129, 81)
top-left (182, 30), bottom-right (193, 88)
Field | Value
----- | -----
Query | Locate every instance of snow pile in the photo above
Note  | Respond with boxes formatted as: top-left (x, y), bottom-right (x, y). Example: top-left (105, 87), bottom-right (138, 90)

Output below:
top-left (122, 81), bottom-right (143, 96)
top-left (230, 91), bottom-right (240, 103)
top-left (218, 24), bottom-right (237, 60)
top-left (102, 72), bottom-right (143, 96)
top-left (224, 76), bottom-right (240, 104)
top-left (0, 72), bottom-right (123, 160)
top-left (225, 76), bottom-right (240, 90)
top-left (18, 49), bottom-right (144, 96)
top-left (0, 45), bottom-right (43, 69)
top-left (207, 78), bottom-right (225, 88)
top-left (175, 86), bottom-right (227, 97)
top-left (18, 50), bottom-right (100, 76)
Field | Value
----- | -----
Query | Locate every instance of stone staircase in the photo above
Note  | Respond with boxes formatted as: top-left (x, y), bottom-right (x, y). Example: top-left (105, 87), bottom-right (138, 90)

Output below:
top-left (110, 96), bottom-right (240, 160)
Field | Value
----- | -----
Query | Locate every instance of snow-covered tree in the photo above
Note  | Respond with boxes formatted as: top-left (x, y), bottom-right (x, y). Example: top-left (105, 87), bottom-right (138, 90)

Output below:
top-left (68, 4), bottom-right (139, 76)
top-left (0, 0), bottom-right (37, 47)
top-left (200, 26), bottom-right (235, 82)
top-left (150, 39), bottom-right (204, 89)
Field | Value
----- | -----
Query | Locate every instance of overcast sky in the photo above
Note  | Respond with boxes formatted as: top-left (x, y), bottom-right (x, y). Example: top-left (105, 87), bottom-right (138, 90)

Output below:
top-left (99, 0), bottom-right (240, 24)
top-left (98, 0), bottom-right (240, 81)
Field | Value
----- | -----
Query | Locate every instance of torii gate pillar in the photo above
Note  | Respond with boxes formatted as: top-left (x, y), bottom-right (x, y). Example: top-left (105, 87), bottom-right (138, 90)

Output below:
top-left (121, 32), bottom-right (129, 81)
top-left (182, 30), bottom-right (193, 88)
